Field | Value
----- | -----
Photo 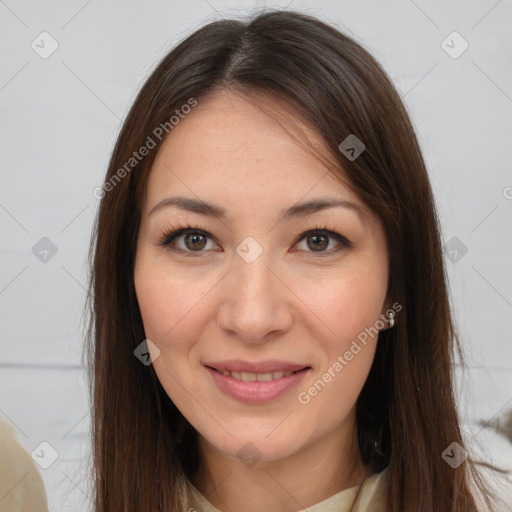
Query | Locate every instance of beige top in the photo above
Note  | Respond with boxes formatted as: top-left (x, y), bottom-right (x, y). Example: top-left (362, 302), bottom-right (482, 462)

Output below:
top-left (179, 465), bottom-right (512, 511)
top-left (180, 468), bottom-right (388, 512)
top-left (0, 417), bottom-right (49, 512)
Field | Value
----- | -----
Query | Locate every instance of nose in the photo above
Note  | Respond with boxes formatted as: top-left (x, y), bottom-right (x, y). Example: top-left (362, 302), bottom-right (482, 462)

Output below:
top-left (215, 251), bottom-right (293, 344)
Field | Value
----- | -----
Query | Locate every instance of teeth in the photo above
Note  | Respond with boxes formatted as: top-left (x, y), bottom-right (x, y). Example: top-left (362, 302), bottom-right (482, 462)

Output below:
top-left (218, 369), bottom-right (295, 381)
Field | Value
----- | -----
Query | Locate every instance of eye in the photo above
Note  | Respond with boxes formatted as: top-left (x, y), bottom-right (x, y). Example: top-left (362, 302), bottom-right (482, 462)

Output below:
top-left (156, 223), bottom-right (352, 257)
top-left (293, 226), bottom-right (352, 255)
top-left (156, 223), bottom-right (220, 257)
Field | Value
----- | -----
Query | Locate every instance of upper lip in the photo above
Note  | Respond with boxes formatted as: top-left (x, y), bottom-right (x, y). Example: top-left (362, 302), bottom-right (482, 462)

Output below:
top-left (205, 360), bottom-right (311, 373)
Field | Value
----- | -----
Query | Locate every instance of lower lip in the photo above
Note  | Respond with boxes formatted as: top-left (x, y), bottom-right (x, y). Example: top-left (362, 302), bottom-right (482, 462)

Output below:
top-left (206, 366), bottom-right (310, 404)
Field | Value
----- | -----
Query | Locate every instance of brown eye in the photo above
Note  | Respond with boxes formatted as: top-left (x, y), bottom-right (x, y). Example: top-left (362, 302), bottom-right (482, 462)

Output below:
top-left (159, 227), bottom-right (219, 255)
top-left (306, 233), bottom-right (329, 251)
top-left (159, 225), bottom-right (351, 257)
top-left (294, 229), bottom-right (351, 255)
top-left (183, 232), bottom-right (207, 251)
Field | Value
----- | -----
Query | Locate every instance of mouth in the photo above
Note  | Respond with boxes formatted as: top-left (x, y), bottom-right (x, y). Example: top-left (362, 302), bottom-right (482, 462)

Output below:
top-left (204, 361), bottom-right (311, 404)
top-left (206, 366), bottom-right (309, 382)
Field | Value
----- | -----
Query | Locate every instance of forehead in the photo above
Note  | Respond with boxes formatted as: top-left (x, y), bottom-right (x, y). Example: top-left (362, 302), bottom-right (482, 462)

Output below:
top-left (142, 91), bottom-right (374, 228)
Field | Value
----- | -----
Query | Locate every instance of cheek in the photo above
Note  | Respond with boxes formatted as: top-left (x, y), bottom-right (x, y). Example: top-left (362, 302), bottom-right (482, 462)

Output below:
top-left (135, 256), bottom-right (207, 343)
top-left (296, 266), bottom-right (387, 343)
top-left (297, 293), bottom-right (379, 424)
top-left (135, 274), bottom-right (175, 341)
top-left (303, 344), bottom-right (376, 427)
top-left (134, 259), bottom-right (207, 404)
top-left (293, 270), bottom-right (384, 410)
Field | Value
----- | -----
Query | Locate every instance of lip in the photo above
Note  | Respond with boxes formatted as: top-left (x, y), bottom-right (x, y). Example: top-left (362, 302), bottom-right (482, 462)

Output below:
top-left (204, 360), bottom-right (311, 404)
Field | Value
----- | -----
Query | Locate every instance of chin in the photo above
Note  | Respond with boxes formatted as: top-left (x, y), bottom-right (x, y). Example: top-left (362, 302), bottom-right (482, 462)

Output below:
top-left (195, 416), bottom-right (314, 464)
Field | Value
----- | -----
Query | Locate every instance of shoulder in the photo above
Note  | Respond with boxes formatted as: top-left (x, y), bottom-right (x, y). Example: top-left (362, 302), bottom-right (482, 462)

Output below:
top-left (0, 418), bottom-right (49, 512)
top-left (352, 467), bottom-right (389, 512)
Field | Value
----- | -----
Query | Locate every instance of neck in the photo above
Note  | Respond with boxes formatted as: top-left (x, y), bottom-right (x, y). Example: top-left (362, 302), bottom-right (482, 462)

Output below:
top-left (190, 412), bottom-right (372, 512)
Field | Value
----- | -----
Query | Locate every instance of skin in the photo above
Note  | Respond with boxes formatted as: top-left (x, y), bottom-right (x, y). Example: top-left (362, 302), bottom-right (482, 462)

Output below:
top-left (134, 90), bottom-right (391, 512)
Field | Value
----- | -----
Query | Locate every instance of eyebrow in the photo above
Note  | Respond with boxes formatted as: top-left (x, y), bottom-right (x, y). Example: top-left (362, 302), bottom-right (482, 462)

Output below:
top-left (149, 195), bottom-right (369, 226)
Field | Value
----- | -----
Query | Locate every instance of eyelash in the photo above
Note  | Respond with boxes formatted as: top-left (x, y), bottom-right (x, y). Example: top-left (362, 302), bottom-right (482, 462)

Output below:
top-left (155, 222), bottom-right (353, 258)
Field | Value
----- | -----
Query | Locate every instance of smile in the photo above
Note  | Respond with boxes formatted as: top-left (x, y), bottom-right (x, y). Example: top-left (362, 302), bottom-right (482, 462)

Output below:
top-left (214, 369), bottom-right (296, 381)
top-left (204, 361), bottom-right (311, 404)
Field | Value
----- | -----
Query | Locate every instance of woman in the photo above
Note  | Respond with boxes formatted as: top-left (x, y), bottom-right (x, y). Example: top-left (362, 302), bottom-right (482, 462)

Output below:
top-left (84, 9), bottom-right (506, 511)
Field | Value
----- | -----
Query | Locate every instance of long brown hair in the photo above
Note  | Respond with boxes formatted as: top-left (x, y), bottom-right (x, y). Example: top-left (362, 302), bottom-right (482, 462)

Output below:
top-left (84, 9), bottom-right (502, 511)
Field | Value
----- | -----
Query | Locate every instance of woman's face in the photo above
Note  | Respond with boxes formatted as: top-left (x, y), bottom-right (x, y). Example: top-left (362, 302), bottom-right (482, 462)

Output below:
top-left (134, 90), bottom-right (390, 464)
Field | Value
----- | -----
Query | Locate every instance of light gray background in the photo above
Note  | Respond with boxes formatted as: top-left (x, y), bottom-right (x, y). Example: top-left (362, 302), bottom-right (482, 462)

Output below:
top-left (1, 1), bottom-right (511, 510)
